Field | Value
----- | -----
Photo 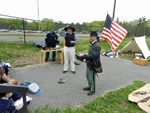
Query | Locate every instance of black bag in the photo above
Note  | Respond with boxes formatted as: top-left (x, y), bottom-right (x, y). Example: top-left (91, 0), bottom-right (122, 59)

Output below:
top-left (33, 41), bottom-right (47, 50)
top-left (91, 47), bottom-right (103, 73)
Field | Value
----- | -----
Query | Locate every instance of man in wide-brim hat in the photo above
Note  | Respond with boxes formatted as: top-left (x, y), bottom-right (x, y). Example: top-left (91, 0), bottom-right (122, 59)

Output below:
top-left (58, 26), bottom-right (79, 74)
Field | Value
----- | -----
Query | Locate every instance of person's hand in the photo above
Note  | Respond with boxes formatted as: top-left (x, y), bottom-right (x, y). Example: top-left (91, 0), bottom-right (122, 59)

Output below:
top-left (83, 59), bottom-right (86, 62)
top-left (63, 26), bottom-right (69, 30)
top-left (77, 54), bottom-right (84, 57)
top-left (71, 41), bottom-right (75, 44)
top-left (15, 103), bottom-right (23, 110)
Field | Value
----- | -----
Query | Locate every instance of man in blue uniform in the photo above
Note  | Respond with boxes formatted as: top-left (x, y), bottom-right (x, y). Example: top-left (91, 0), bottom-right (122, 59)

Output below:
top-left (77, 31), bottom-right (101, 95)
top-left (45, 31), bottom-right (59, 61)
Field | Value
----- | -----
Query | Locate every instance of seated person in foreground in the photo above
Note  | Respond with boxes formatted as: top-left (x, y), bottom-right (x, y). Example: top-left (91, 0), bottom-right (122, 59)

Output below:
top-left (0, 92), bottom-right (23, 113)
top-left (0, 59), bottom-right (11, 76)
top-left (0, 67), bottom-right (9, 83)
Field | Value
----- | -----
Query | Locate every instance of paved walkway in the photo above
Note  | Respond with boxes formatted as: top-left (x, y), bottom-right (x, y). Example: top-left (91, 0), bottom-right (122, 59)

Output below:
top-left (0, 36), bottom-right (89, 42)
top-left (10, 56), bottom-right (150, 111)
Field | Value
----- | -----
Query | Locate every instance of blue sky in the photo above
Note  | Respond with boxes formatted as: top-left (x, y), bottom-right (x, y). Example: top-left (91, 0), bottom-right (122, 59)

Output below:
top-left (0, 0), bottom-right (150, 24)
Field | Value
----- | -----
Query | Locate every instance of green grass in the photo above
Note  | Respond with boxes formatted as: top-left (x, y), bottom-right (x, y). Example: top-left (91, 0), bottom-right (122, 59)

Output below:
top-left (0, 41), bottom-right (39, 67)
top-left (27, 81), bottom-right (146, 113)
top-left (0, 37), bottom-right (150, 67)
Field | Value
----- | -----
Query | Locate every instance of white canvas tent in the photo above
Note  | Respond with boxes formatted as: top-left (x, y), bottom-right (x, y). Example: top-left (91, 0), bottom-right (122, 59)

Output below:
top-left (118, 36), bottom-right (150, 59)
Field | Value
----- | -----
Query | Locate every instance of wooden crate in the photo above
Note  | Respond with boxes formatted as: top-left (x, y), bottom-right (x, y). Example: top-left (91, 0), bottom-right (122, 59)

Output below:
top-left (133, 59), bottom-right (148, 66)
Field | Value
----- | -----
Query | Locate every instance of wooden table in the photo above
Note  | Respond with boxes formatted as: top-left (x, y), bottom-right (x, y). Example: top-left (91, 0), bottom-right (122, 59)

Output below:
top-left (39, 48), bottom-right (64, 68)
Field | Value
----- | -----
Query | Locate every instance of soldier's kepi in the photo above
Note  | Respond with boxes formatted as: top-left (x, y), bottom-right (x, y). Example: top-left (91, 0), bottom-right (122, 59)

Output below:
top-left (77, 31), bottom-right (101, 95)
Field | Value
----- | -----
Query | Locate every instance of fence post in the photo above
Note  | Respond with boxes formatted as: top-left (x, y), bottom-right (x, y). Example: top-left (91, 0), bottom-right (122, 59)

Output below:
top-left (23, 19), bottom-right (26, 44)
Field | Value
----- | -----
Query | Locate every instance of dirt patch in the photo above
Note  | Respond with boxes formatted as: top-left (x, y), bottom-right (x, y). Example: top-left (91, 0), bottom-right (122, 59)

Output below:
top-left (121, 100), bottom-right (128, 108)
top-left (6, 50), bottom-right (40, 68)
top-left (10, 55), bottom-right (39, 68)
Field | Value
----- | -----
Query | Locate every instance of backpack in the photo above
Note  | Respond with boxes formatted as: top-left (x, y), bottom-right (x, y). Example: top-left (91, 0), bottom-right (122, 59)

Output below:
top-left (20, 82), bottom-right (42, 96)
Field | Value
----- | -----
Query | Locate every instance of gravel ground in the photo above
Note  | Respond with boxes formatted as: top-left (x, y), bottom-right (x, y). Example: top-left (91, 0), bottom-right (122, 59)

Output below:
top-left (10, 56), bottom-right (150, 111)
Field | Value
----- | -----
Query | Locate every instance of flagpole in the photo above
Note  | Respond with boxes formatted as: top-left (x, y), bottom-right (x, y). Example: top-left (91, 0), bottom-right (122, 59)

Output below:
top-left (112, 0), bottom-right (116, 57)
top-left (112, 0), bottom-right (116, 19)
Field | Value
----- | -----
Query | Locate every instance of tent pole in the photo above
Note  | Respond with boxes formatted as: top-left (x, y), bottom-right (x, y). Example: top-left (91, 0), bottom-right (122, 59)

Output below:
top-left (132, 47), bottom-right (134, 57)
top-left (132, 37), bottom-right (134, 57)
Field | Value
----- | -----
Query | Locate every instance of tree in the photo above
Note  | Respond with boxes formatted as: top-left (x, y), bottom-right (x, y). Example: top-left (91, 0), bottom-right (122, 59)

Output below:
top-left (40, 18), bottom-right (55, 31)
top-left (81, 22), bottom-right (88, 32)
top-left (116, 17), bottom-right (119, 23)
top-left (54, 21), bottom-right (64, 31)
top-left (130, 19), bottom-right (138, 27)
top-left (137, 16), bottom-right (148, 27)
top-left (86, 21), bottom-right (105, 32)
top-left (74, 23), bottom-right (81, 32)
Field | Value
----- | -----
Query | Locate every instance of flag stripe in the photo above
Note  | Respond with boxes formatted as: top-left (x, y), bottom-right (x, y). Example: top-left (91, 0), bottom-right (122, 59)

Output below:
top-left (111, 29), bottom-right (122, 41)
top-left (113, 21), bottom-right (127, 34)
top-left (111, 23), bottom-right (126, 37)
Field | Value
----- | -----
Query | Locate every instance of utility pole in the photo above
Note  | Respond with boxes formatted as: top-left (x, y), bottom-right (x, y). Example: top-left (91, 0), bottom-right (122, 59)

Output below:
top-left (37, 0), bottom-right (40, 31)
top-left (112, 0), bottom-right (116, 19)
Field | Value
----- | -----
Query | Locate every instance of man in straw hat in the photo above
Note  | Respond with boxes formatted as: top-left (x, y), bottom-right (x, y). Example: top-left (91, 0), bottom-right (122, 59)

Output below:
top-left (58, 26), bottom-right (79, 74)
top-left (77, 31), bottom-right (101, 95)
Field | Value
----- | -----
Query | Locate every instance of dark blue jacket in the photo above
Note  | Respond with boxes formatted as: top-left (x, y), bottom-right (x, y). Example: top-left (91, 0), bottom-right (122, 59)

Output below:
top-left (84, 41), bottom-right (101, 70)
top-left (96, 32), bottom-right (100, 42)
top-left (45, 32), bottom-right (59, 48)
top-left (0, 93), bottom-right (21, 113)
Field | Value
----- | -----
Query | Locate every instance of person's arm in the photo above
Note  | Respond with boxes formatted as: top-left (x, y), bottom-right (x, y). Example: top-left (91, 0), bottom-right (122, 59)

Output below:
top-left (45, 33), bottom-right (49, 46)
top-left (11, 93), bottom-right (22, 102)
top-left (71, 34), bottom-right (79, 45)
top-left (58, 28), bottom-right (66, 37)
top-left (1, 73), bottom-right (9, 82)
top-left (55, 35), bottom-right (59, 45)
top-left (77, 46), bottom-right (101, 60)
top-left (74, 34), bottom-right (79, 45)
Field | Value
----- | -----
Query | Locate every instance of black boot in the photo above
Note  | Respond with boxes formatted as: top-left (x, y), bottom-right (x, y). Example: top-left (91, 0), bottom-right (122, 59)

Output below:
top-left (83, 87), bottom-right (90, 90)
top-left (87, 91), bottom-right (95, 95)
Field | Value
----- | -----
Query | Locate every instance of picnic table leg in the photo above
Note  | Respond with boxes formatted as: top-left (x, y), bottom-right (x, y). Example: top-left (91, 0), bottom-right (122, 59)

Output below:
top-left (61, 51), bottom-right (63, 65)
top-left (62, 51), bottom-right (64, 65)
top-left (43, 52), bottom-right (45, 68)
top-left (56, 51), bottom-right (59, 62)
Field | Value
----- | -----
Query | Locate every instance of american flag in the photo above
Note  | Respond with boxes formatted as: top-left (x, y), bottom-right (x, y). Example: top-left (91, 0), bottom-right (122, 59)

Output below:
top-left (101, 14), bottom-right (127, 51)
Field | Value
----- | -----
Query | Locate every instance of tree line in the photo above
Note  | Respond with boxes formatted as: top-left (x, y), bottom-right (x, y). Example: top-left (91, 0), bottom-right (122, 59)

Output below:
top-left (0, 17), bottom-right (104, 32)
top-left (0, 16), bottom-right (150, 36)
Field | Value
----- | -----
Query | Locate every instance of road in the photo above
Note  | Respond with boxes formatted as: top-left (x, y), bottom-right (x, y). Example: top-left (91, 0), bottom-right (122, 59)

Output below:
top-left (0, 36), bottom-right (89, 42)
top-left (10, 56), bottom-right (150, 111)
